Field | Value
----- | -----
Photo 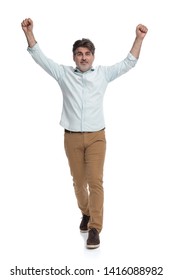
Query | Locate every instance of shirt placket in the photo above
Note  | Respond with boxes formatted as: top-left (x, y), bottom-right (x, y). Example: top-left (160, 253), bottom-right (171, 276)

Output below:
top-left (81, 73), bottom-right (86, 132)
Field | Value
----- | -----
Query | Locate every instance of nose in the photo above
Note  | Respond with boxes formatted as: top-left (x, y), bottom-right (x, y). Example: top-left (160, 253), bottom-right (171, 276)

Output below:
top-left (82, 54), bottom-right (86, 60)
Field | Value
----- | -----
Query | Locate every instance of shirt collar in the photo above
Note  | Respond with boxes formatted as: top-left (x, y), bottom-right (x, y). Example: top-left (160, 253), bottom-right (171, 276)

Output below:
top-left (74, 67), bottom-right (95, 73)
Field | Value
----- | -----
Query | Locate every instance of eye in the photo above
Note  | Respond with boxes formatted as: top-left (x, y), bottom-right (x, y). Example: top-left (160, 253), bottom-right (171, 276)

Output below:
top-left (86, 52), bottom-right (92, 56)
top-left (75, 52), bottom-right (82, 57)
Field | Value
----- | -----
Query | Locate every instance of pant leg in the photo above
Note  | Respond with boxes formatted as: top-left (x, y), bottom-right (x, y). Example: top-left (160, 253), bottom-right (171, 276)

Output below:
top-left (64, 132), bottom-right (90, 216)
top-left (84, 130), bottom-right (106, 232)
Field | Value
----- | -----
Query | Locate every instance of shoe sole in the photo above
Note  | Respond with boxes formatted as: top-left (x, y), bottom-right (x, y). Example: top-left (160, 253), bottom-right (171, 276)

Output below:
top-left (80, 229), bottom-right (88, 233)
top-left (86, 243), bottom-right (100, 249)
top-left (79, 228), bottom-right (88, 233)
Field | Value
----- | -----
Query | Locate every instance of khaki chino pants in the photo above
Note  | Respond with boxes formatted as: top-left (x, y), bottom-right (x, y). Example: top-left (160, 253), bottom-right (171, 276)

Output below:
top-left (64, 129), bottom-right (106, 232)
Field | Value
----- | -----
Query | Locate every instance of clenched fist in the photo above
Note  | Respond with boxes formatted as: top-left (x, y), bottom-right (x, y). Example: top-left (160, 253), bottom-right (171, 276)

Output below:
top-left (21, 18), bottom-right (33, 34)
top-left (21, 18), bottom-right (36, 48)
top-left (136, 24), bottom-right (148, 39)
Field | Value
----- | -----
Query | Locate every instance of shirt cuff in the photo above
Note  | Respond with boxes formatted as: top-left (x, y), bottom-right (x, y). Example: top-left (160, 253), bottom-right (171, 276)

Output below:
top-left (128, 52), bottom-right (138, 61)
top-left (27, 42), bottom-right (39, 52)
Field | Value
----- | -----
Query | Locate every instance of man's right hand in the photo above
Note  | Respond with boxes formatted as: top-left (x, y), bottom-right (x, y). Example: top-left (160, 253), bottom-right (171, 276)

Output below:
top-left (21, 18), bottom-right (36, 48)
top-left (21, 18), bottom-right (33, 34)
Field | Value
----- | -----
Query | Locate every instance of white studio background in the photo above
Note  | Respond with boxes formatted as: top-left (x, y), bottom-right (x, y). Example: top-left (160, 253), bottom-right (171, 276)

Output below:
top-left (0, 0), bottom-right (172, 279)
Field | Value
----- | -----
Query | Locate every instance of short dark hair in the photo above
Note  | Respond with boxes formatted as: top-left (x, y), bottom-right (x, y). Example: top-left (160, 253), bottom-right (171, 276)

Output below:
top-left (72, 38), bottom-right (95, 55)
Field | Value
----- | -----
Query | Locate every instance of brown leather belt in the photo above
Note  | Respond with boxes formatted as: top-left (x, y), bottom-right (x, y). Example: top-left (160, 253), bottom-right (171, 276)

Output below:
top-left (65, 128), bottom-right (105, 133)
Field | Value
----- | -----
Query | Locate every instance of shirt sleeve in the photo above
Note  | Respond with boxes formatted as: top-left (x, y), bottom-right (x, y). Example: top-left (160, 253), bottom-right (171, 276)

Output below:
top-left (103, 53), bottom-right (138, 82)
top-left (27, 43), bottom-right (64, 82)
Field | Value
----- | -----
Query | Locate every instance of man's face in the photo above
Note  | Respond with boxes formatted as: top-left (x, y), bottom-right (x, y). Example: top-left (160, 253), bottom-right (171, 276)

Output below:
top-left (73, 47), bottom-right (95, 72)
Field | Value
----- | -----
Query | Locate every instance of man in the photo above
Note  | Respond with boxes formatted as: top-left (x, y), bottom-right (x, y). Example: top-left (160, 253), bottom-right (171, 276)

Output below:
top-left (21, 18), bottom-right (148, 249)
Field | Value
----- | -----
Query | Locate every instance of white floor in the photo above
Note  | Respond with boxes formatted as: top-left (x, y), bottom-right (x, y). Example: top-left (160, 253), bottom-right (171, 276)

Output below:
top-left (1, 164), bottom-right (172, 280)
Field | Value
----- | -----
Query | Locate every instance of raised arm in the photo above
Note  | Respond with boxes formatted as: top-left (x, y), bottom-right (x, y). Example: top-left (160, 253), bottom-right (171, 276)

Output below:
top-left (130, 24), bottom-right (148, 59)
top-left (21, 18), bottom-right (37, 48)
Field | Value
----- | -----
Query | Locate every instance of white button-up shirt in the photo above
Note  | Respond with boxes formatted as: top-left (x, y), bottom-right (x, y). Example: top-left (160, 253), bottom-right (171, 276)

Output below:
top-left (28, 44), bottom-right (137, 132)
